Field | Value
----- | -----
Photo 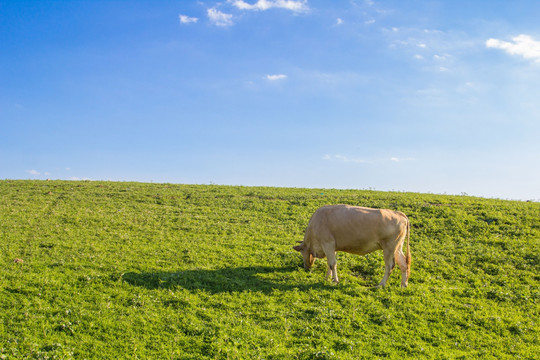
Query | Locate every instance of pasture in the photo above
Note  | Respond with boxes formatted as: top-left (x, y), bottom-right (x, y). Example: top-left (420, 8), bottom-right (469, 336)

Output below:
top-left (1, 180), bottom-right (538, 359)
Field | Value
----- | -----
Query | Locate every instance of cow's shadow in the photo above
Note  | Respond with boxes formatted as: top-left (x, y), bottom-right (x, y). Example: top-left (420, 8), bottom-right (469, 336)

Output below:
top-left (122, 265), bottom-right (328, 294)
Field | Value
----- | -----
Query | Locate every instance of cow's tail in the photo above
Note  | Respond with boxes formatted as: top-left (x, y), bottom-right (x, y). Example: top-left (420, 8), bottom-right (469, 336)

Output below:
top-left (405, 217), bottom-right (411, 277)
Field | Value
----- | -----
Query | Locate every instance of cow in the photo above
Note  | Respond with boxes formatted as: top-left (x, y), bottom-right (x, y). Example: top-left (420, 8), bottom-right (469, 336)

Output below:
top-left (293, 205), bottom-right (411, 287)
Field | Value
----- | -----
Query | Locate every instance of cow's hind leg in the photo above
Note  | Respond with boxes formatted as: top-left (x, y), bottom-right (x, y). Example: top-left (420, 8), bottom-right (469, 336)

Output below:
top-left (395, 249), bottom-right (408, 288)
top-left (377, 247), bottom-right (395, 288)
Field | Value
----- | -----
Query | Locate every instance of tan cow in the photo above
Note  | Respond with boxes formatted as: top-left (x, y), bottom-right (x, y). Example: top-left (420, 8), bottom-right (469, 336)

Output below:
top-left (293, 205), bottom-right (411, 287)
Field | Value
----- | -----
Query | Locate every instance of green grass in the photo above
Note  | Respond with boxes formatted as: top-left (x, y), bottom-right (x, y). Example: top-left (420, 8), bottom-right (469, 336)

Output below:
top-left (1, 180), bottom-right (539, 359)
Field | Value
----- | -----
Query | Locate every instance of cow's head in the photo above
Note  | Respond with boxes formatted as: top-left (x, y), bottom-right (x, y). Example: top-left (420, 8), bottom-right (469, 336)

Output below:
top-left (293, 241), bottom-right (315, 270)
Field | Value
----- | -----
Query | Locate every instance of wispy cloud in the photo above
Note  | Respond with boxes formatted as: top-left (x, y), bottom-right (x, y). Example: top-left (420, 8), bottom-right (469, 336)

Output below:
top-left (266, 74), bottom-right (287, 80)
top-left (230, 0), bottom-right (309, 13)
top-left (486, 34), bottom-right (540, 63)
top-left (324, 155), bottom-right (417, 164)
top-left (208, 8), bottom-right (234, 27)
top-left (323, 154), bottom-right (367, 164)
top-left (390, 157), bottom-right (416, 162)
top-left (384, 27), bottom-right (478, 75)
top-left (433, 54), bottom-right (450, 61)
top-left (179, 14), bottom-right (198, 24)
top-left (27, 169), bottom-right (40, 175)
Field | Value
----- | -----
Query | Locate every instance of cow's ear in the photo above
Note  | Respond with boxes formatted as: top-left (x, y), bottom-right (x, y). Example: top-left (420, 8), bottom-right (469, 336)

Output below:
top-left (293, 244), bottom-right (303, 251)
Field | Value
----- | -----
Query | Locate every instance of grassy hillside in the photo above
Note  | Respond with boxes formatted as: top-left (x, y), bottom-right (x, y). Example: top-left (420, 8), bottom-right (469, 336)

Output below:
top-left (1, 180), bottom-right (538, 359)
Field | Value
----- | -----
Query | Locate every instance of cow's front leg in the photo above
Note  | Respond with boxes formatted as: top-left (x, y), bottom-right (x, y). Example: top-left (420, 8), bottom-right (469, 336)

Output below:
top-left (321, 239), bottom-right (338, 283)
top-left (325, 251), bottom-right (338, 283)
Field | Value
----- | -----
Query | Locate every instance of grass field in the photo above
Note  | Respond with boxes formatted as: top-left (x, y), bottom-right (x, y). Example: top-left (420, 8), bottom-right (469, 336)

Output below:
top-left (1, 180), bottom-right (539, 359)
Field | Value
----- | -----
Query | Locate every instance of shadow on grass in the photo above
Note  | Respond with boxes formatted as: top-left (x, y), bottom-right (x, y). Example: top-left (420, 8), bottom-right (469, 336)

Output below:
top-left (122, 266), bottom-right (328, 294)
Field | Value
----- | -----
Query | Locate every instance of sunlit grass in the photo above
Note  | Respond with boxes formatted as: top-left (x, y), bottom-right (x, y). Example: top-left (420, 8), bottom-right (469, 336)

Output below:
top-left (1, 180), bottom-right (538, 359)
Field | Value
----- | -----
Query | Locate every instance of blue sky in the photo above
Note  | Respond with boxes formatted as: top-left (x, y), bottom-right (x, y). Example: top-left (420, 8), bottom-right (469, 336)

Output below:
top-left (1, 0), bottom-right (539, 200)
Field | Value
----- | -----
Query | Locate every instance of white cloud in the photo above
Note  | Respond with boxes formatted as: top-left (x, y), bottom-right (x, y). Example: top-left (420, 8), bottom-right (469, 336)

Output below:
top-left (208, 8), bottom-right (234, 27)
top-left (230, 0), bottom-right (309, 13)
top-left (27, 170), bottom-right (40, 175)
top-left (336, 18), bottom-right (343, 26)
top-left (266, 74), bottom-right (287, 80)
top-left (486, 34), bottom-right (540, 63)
top-left (179, 14), bottom-right (198, 24)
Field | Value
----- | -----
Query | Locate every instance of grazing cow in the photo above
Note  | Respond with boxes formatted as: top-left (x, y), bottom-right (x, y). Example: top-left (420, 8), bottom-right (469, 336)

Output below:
top-left (293, 205), bottom-right (411, 287)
